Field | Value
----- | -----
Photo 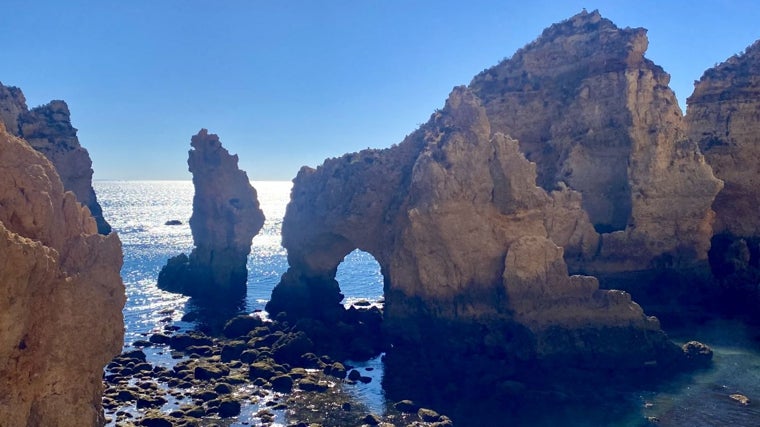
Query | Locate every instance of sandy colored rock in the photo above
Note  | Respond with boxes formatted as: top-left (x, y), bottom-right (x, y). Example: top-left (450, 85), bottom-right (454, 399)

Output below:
top-left (269, 86), bottom-right (679, 370)
top-left (469, 10), bottom-right (722, 273)
top-left (0, 122), bottom-right (125, 426)
top-left (0, 82), bottom-right (112, 234)
top-left (158, 129), bottom-right (265, 301)
top-left (686, 40), bottom-right (760, 237)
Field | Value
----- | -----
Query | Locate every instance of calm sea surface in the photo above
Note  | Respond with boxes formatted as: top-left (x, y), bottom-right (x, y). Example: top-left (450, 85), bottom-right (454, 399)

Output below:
top-left (94, 181), bottom-right (760, 427)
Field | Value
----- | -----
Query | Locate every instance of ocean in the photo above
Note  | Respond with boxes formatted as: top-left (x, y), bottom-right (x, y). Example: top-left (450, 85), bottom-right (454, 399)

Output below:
top-left (95, 180), bottom-right (760, 427)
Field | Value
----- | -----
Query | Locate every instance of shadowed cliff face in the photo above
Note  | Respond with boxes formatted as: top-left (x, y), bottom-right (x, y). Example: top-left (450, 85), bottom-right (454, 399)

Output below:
top-left (0, 123), bottom-right (125, 426)
top-left (158, 129), bottom-right (265, 303)
top-left (470, 10), bottom-right (722, 273)
top-left (687, 40), bottom-right (760, 237)
top-left (0, 82), bottom-right (112, 235)
top-left (685, 40), bottom-right (760, 321)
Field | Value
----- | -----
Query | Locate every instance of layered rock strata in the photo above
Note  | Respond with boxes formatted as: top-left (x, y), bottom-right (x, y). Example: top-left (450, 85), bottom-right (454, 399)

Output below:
top-left (0, 82), bottom-right (112, 234)
top-left (268, 87), bottom-right (687, 386)
top-left (158, 129), bottom-right (265, 302)
top-left (686, 40), bottom-right (760, 320)
top-left (686, 40), bottom-right (760, 237)
top-left (469, 10), bottom-right (722, 274)
top-left (0, 122), bottom-right (125, 425)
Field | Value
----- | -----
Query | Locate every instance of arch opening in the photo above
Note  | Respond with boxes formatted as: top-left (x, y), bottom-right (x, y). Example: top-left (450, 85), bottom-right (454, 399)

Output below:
top-left (335, 249), bottom-right (385, 307)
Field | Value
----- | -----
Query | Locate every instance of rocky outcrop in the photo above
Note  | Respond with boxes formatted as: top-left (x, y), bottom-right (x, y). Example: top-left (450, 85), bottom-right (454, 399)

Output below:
top-left (685, 40), bottom-right (760, 321)
top-left (686, 40), bottom-right (760, 237)
top-left (269, 87), bottom-right (688, 387)
top-left (0, 82), bottom-right (112, 234)
top-left (158, 129), bottom-right (265, 302)
top-left (469, 10), bottom-right (722, 274)
top-left (0, 122), bottom-right (125, 425)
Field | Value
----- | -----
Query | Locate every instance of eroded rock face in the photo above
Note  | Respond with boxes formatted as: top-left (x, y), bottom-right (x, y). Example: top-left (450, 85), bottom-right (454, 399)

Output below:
top-left (158, 129), bottom-right (265, 302)
top-left (0, 122), bottom-right (125, 426)
top-left (686, 40), bottom-right (760, 237)
top-left (269, 87), bottom-right (683, 382)
top-left (0, 82), bottom-right (112, 234)
top-left (469, 10), bottom-right (722, 273)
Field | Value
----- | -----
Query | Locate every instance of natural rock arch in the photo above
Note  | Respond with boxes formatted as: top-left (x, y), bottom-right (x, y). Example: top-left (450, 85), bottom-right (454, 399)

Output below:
top-left (268, 86), bottom-right (685, 379)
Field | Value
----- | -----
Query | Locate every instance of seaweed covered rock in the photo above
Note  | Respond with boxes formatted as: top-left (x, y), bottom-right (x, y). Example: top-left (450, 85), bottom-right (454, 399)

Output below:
top-left (269, 85), bottom-right (690, 390)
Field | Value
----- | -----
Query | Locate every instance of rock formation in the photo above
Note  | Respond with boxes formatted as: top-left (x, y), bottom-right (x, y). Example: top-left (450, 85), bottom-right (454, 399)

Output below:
top-left (685, 40), bottom-right (760, 320)
top-left (469, 10), bottom-right (722, 274)
top-left (686, 40), bottom-right (760, 238)
top-left (0, 122), bottom-right (125, 425)
top-left (0, 82), bottom-right (112, 234)
top-left (158, 129), bottom-right (265, 302)
top-left (268, 87), bottom-right (689, 389)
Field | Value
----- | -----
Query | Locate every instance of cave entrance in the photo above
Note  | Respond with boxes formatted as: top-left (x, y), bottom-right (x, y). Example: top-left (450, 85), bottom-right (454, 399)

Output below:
top-left (335, 249), bottom-right (384, 307)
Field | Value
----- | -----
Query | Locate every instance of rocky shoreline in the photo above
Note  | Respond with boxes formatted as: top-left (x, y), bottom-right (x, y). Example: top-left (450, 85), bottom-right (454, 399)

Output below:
top-left (103, 303), bottom-right (455, 427)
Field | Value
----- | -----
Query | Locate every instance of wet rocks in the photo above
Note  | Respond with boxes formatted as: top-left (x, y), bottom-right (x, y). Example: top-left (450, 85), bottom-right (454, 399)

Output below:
top-left (104, 311), bottom-right (454, 426)
top-left (158, 129), bottom-right (265, 302)
top-left (223, 314), bottom-right (265, 338)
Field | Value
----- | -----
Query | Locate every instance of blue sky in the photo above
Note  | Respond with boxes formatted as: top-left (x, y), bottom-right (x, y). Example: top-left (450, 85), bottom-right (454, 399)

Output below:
top-left (3, 1), bottom-right (759, 180)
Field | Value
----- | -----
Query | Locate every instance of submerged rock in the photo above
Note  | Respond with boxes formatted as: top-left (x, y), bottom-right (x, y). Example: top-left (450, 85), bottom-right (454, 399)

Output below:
top-left (469, 10), bottom-right (721, 274)
top-left (0, 122), bottom-right (125, 425)
top-left (158, 129), bottom-right (265, 302)
top-left (0, 82), bottom-right (112, 234)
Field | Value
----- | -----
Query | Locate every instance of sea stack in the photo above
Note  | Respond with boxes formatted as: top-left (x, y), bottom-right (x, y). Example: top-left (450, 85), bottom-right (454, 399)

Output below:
top-left (0, 122), bottom-right (125, 425)
top-left (0, 82), bottom-right (112, 235)
top-left (158, 129), bottom-right (265, 302)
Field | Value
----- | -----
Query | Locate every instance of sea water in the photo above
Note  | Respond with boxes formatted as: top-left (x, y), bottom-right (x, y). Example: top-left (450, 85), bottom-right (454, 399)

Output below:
top-left (95, 181), bottom-right (760, 427)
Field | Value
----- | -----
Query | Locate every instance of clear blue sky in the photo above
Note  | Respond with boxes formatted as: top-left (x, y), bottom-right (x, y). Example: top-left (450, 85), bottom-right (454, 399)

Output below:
top-left (3, 1), bottom-right (759, 180)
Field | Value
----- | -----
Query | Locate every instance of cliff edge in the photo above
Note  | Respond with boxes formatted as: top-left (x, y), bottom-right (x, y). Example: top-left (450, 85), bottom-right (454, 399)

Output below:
top-left (0, 122), bottom-right (125, 425)
top-left (470, 10), bottom-right (722, 274)
top-left (0, 82), bottom-right (112, 235)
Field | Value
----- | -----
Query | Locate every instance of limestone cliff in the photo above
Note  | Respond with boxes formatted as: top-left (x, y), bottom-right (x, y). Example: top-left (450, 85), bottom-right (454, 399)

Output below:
top-left (469, 10), bottom-right (722, 273)
top-left (269, 87), bottom-right (683, 380)
top-left (686, 40), bottom-right (760, 237)
top-left (158, 129), bottom-right (265, 302)
top-left (0, 82), bottom-right (112, 235)
top-left (0, 123), bottom-right (125, 426)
